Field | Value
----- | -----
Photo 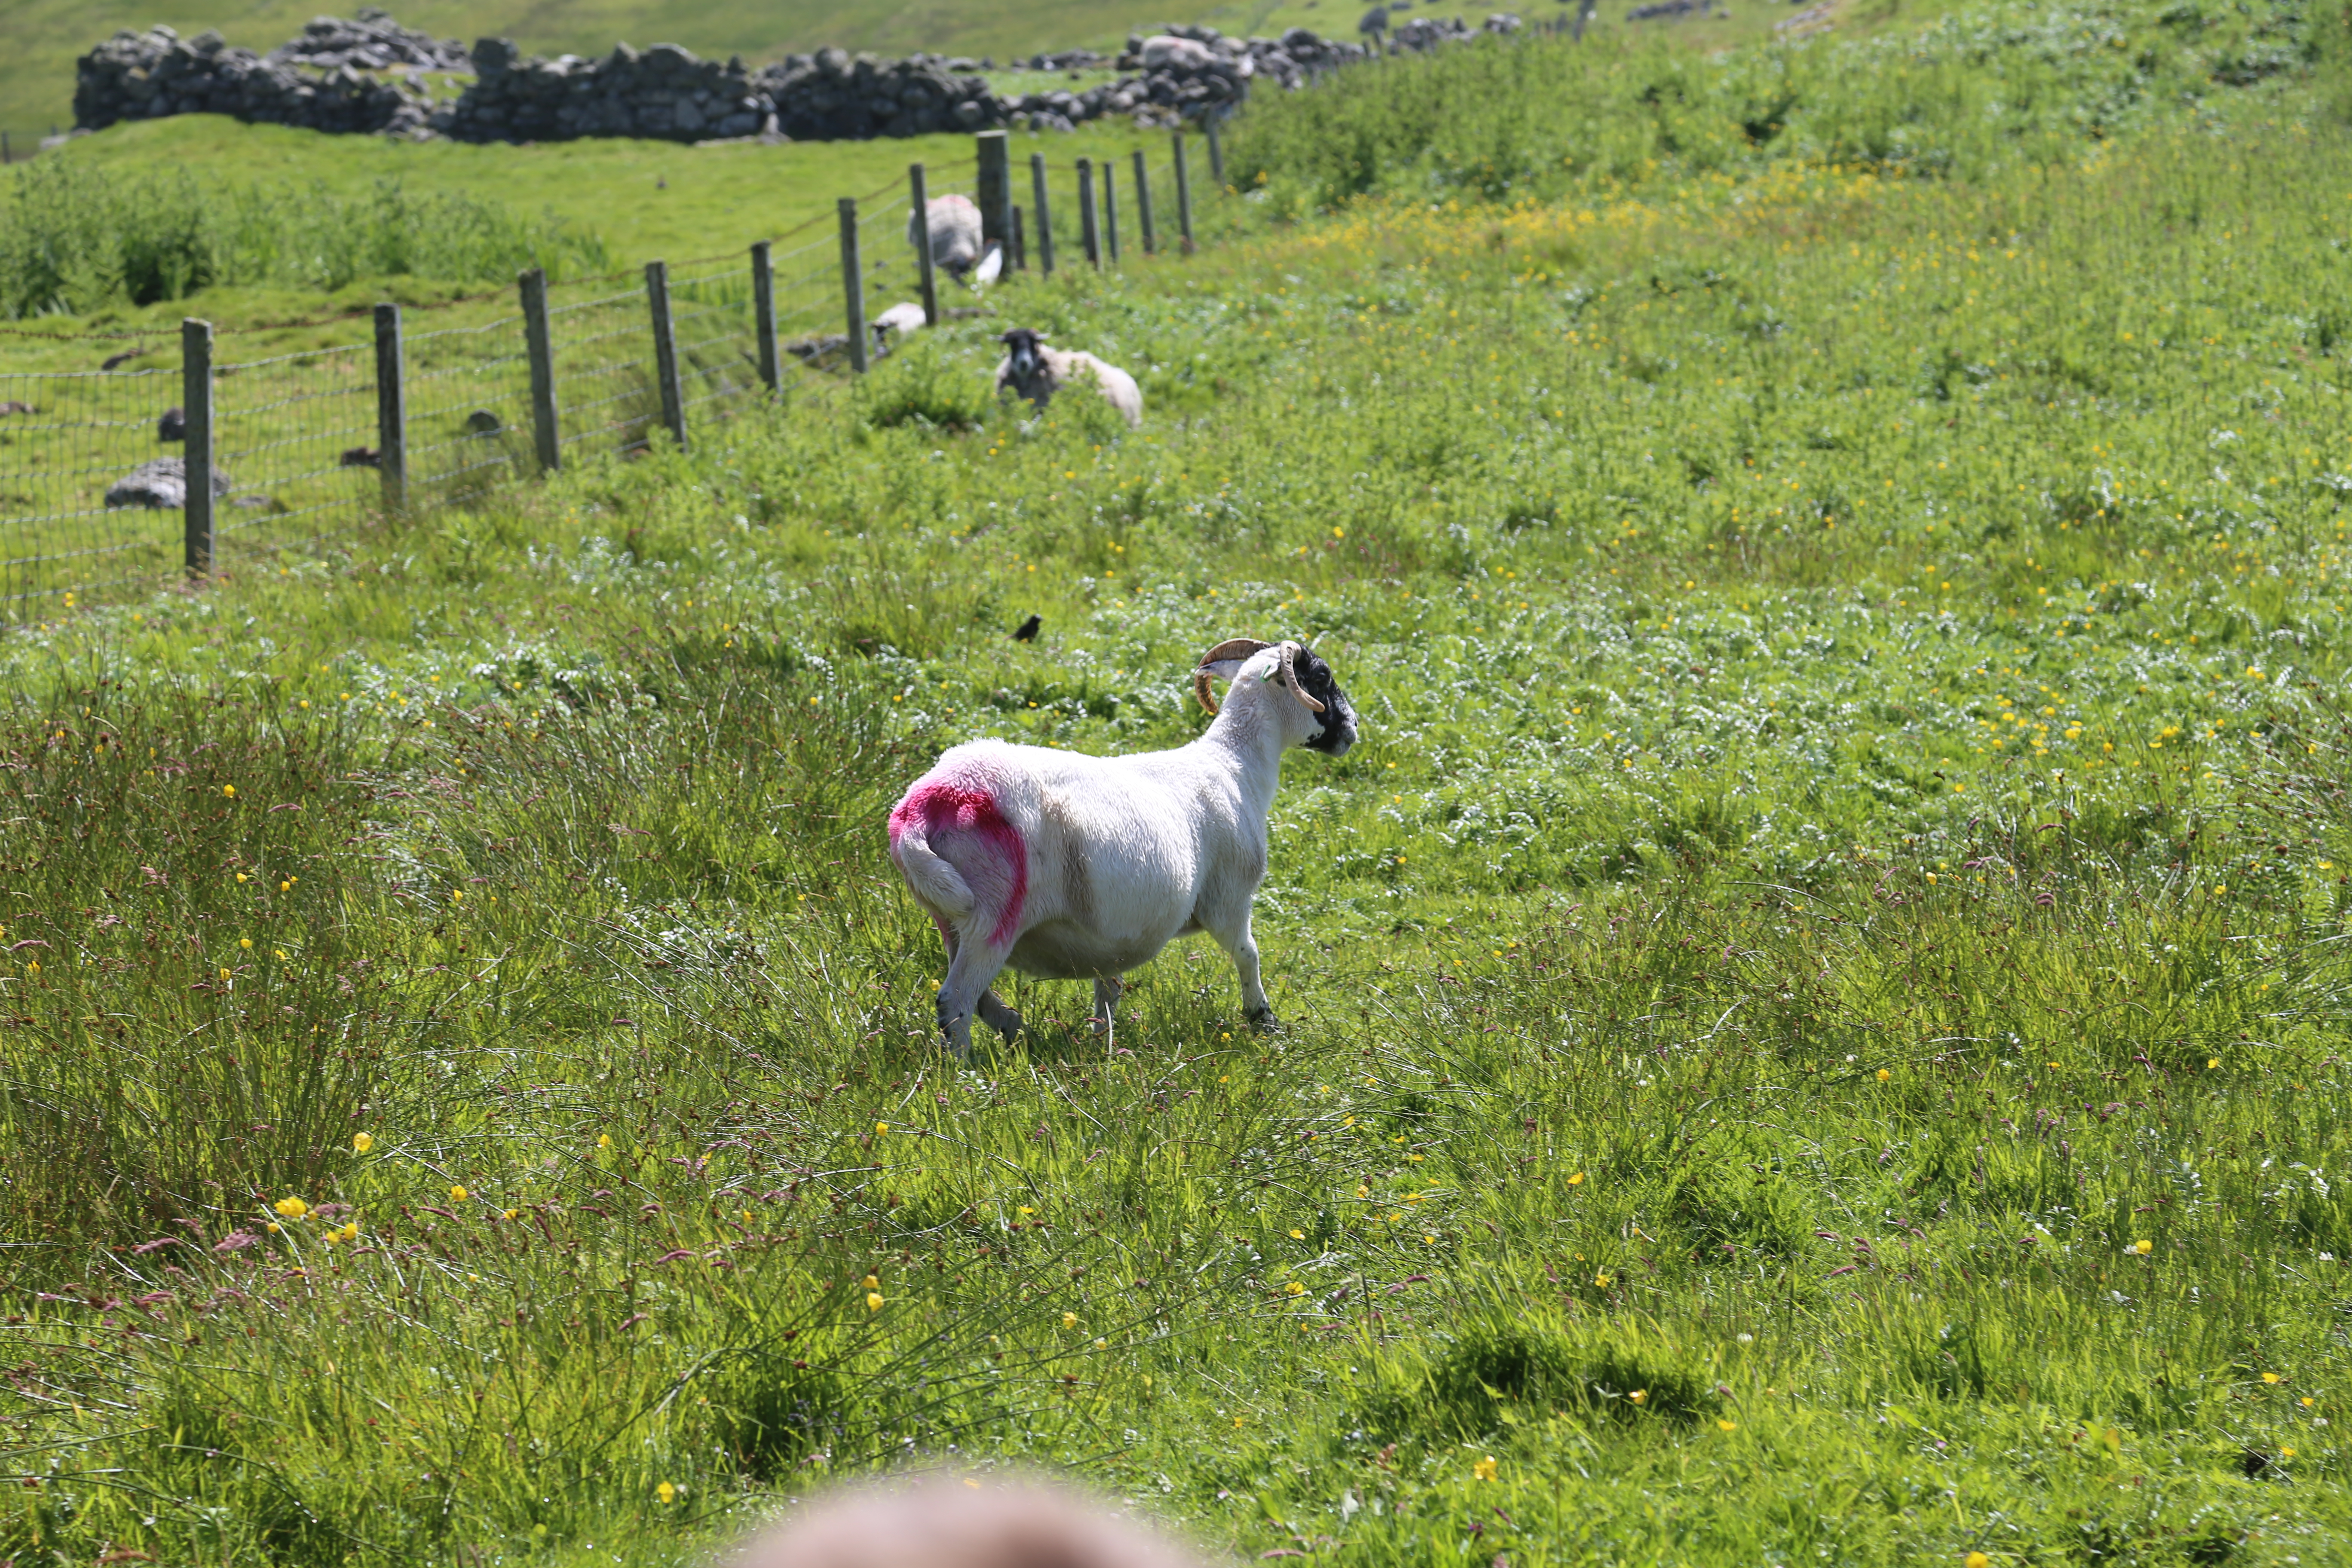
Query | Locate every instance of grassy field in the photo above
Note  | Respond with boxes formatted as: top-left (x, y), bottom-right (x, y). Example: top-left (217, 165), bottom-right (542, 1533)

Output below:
top-left (6, 3), bottom-right (2352, 1566)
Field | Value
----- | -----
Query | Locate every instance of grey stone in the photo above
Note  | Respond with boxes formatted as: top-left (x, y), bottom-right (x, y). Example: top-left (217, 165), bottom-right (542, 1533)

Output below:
top-left (105, 457), bottom-right (233, 510)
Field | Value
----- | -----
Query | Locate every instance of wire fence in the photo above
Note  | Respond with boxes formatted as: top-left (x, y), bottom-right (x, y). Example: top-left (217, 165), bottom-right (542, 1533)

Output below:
top-left (0, 129), bottom-right (1225, 618)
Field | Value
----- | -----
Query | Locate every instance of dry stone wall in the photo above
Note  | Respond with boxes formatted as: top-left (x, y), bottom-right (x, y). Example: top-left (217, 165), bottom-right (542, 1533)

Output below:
top-left (74, 11), bottom-right (1514, 144)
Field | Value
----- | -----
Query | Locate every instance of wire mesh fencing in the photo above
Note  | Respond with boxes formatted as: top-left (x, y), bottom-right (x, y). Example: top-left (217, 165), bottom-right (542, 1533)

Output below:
top-left (214, 342), bottom-right (377, 564)
top-left (545, 277), bottom-right (658, 459)
top-left (404, 310), bottom-right (534, 501)
top-left (0, 360), bottom-right (184, 608)
top-left (0, 130), bottom-right (1229, 618)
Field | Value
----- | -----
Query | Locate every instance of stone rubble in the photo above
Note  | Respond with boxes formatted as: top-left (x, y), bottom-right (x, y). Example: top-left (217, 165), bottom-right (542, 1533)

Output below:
top-left (104, 456), bottom-right (233, 510)
top-left (267, 7), bottom-right (470, 72)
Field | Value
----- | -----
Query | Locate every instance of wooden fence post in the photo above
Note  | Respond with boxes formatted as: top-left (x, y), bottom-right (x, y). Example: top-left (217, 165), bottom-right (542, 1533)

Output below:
top-left (519, 267), bottom-right (560, 474)
top-left (910, 163), bottom-right (940, 327)
top-left (645, 260), bottom-right (687, 451)
top-left (1132, 149), bottom-right (1156, 255)
top-left (373, 302), bottom-right (407, 514)
top-left (181, 317), bottom-right (213, 576)
top-left (976, 130), bottom-right (1012, 256)
top-left (1173, 131), bottom-right (1195, 254)
top-left (1207, 116), bottom-right (1225, 189)
top-left (1104, 160), bottom-right (1120, 264)
top-left (1077, 158), bottom-right (1100, 269)
top-left (839, 198), bottom-right (869, 373)
top-left (1011, 205), bottom-right (1026, 272)
top-left (1031, 153), bottom-right (1056, 277)
top-left (751, 241), bottom-right (780, 394)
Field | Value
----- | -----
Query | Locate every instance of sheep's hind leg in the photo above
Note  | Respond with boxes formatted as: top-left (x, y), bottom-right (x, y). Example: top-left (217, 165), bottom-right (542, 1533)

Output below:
top-left (977, 989), bottom-right (1024, 1041)
top-left (1091, 974), bottom-right (1126, 1044)
top-left (935, 936), bottom-right (1017, 1063)
top-left (935, 925), bottom-right (1020, 1048)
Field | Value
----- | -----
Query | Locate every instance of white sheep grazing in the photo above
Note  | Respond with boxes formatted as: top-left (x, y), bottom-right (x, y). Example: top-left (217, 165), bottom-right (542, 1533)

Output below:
top-left (993, 327), bottom-right (1143, 429)
top-left (887, 638), bottom-right (1357, 1059)
top-left (909, 193), bottom-right (984, 277)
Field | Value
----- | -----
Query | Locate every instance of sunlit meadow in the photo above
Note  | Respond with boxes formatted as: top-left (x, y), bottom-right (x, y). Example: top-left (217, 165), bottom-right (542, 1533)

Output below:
top-left (5, 0), bottom-right (2352, 1563)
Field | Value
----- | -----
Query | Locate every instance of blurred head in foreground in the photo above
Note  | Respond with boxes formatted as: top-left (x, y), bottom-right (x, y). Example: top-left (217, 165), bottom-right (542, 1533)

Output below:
top-left (732, 1475), bottom-right (1209, 1568)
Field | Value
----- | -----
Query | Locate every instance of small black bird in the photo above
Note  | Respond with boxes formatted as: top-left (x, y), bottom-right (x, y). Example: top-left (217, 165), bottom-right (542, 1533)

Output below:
top-left (157, 405), bottom-right (185, 442)
top-left (1011, 614), bottom-right (1041, 642)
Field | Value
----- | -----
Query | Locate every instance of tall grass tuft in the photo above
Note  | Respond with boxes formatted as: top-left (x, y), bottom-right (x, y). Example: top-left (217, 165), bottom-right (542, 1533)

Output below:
top-left (0, 159), bottom-right (611, 318)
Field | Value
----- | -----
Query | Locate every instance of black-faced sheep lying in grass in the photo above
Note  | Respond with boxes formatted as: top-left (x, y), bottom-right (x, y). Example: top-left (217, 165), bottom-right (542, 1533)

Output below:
top-left (993, 327), bottom-right (1142, 429)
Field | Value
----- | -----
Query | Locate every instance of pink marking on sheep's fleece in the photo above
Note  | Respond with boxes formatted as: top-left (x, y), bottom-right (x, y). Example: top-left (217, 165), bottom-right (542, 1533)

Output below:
top-left (888, 780), bottom-right (1028, 946)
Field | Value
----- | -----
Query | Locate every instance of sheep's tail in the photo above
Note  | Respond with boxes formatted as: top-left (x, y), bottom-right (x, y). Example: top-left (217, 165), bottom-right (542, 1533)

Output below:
top-left (888, 807), bottom-right (979, 924)
top-left (887, 775), bottom-right (1030, 945)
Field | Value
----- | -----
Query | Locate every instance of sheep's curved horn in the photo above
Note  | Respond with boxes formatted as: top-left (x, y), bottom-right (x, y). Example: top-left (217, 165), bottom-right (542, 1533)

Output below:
top-left (1278, 644), bottom-right (1326, 714)
top-left (1193, 637), bottom-right (1274, 715)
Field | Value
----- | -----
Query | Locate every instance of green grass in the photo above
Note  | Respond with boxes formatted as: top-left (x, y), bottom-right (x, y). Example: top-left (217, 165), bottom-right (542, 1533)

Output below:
top-left (6, 1), bottom-right (2352, 1565)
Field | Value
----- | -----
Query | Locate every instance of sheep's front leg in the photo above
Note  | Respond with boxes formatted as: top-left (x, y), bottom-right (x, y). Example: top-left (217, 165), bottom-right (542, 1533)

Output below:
top-left (1091, 974), bottom-right (1126, 1040)
top-left (1206, 910), bottom-right (1279, 1031)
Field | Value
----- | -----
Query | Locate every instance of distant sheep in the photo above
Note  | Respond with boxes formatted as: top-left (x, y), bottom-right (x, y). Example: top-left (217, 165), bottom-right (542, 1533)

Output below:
top-left (910, 193), bottom-right (985, 277)
top-left (994, 328), bottom-right (1142, 429)
top-left (887, 637), bottom-right (1356, 1058)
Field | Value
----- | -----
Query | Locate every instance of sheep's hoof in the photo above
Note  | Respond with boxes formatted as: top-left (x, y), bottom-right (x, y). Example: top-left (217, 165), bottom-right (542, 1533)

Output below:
top-left (1245, 1008), bottom-right (1283, 1034)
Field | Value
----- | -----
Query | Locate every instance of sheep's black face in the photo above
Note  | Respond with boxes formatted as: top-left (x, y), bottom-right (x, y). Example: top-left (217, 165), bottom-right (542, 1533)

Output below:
top-left (999, 328), bottom-right (1045, 385)
top-left (1292, 646), bottom-right (1358, 756)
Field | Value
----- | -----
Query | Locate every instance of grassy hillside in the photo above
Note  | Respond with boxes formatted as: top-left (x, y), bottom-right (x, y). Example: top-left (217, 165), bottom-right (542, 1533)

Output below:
top-left (8, 4), bottom-right (2352, 1567)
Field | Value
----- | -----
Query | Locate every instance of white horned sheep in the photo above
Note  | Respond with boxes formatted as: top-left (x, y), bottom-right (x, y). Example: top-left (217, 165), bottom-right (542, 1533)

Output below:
top-left (887, 638), bottom-right (1357, 1059)
top-left (993, 327), bottom-right (1143, 429)
top-left (909, 193), bottom-right (985, 278)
